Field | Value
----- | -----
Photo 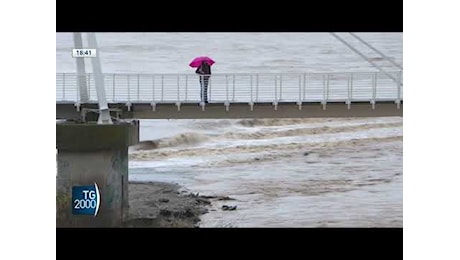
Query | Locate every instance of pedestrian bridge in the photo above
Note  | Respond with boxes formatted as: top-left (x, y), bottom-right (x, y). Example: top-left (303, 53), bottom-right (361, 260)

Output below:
top-left (56, 71), bottom-right (403, 119)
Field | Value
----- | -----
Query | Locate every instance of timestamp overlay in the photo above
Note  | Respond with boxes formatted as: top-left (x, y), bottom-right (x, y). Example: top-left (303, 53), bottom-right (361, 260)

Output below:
top-left (72, 48), bottom-right (97, 58)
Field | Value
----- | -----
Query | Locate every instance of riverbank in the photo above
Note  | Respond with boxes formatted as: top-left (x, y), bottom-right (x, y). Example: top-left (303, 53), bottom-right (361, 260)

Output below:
top-left (123, 181), bottom-right (211, 227)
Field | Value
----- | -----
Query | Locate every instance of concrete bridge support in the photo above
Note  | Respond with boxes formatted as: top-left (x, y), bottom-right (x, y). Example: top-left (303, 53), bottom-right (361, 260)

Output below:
top-left (56, 121), bottom-right (139, 227)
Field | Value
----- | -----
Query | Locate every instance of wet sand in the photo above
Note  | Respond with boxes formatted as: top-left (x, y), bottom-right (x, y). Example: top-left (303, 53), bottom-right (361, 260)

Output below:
top-left (123, 182), bottom-right (211, 227)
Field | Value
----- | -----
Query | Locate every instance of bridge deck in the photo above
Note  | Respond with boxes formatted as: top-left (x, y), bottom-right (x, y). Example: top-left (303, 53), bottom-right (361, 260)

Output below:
top-left (56, 101), bottom-right (402, 119)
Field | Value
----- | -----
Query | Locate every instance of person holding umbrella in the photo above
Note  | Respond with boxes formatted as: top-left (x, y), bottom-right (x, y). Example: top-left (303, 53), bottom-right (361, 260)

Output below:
top-left (190, 56), bottom-right (215, 104)
top-left (196, 61), bottom-right (211, 103)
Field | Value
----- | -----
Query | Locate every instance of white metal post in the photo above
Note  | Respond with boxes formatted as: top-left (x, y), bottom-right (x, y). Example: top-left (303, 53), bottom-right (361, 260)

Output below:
top-left (256, 74), bottom-right (259, 102)
top-left (87, 33), bottom-right (112, 124)
top-left (73, 33), bottom-right (89, 102)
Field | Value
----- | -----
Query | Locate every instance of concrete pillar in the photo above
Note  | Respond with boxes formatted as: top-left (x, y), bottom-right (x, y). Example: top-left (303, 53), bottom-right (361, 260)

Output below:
top-left (56, 121), bottom-right (139, 227)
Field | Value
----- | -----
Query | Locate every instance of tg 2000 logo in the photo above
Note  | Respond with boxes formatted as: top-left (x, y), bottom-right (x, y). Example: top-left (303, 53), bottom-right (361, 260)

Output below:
top-left (72, 183), bottom-right (101, 216)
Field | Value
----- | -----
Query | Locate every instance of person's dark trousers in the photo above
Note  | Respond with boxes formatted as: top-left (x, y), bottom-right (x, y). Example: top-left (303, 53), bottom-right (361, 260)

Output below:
top-left (200, 76), bottom-right (210, 103)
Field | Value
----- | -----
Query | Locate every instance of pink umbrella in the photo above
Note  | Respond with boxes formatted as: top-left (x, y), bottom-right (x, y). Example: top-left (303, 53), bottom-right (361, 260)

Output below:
top-left (189, 56), bottom-right (215, 68)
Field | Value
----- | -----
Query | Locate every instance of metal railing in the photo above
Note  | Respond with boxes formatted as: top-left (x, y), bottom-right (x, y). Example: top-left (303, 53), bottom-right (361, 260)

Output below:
top-left (56, 71), bottom-right (403, 104)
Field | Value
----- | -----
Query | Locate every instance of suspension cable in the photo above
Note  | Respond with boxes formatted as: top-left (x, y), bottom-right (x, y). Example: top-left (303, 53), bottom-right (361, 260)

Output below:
top-left (330, 33), bottom-right (402, 86)
top-left (349, 33), bottom-right (403, 70)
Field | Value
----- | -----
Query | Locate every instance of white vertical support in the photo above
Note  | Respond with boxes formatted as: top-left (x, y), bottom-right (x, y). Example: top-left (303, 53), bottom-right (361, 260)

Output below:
top-left (279, 75), bottom-right (283, 100)
top-left (350, 73), bottom-right (354, 101)
top-left (152, 75), bottom-right (155, 103)
top-left (87, 33), bottom-right (112, 124)
top-left (322, 74), bottom-right (327, 110)
top-left (62, 73), bottom-right (66, 100)
top-left (303, 73), bottom-right (307, 101)
top-left (250, 75), bottom-right (253, 105)
top-left (185, 75), bottom-right (188, 101)
top-left (249, 73), bottom-right (254, 110)
top-left (201, 104), bottom-right (206, 111)
top-left (137, 74), bottom-right (140, 102)
top-left (256, 74), bottom-right (259, 102)
top-left (209, 76), bottom-right (212, 102)
top-left (232, 74), bottom-right (236, 102)
top-left (126, 74), bottom-right (131, 111)
top-left (273, 75), bottom-right (278, 110)
top-left (225, 75), bottom-right (229, 103)
top-left (346, 73), bottom-right (351, 109)
top-left (112, 74), bottom-right (115, 102)
top-left (76, 73), bottom-right (81, 107)
top-left (177, 75), bottom-right (180, 103)
top-left (88, 74), bottom-right (91, 100)
top-left (373, 72), bottom-right (377, 100)
top-left (396, 70), bottom-right (402, 109)
top-left (225, 75), bottom-right (229, 112)
top-left (73, 33), bottom-right (89, 103)
top-left (161, 75), bottom-right (164, 102)
top-left (176, 75), bottom-right (181, 111)
top-left (371, 72), bottom-right (377, 109)
top-left (297, 74), bottom-right (301, 109)
top-left (298, 74), bottom-right (301, 102)
top-left (127, 75), bottom-right (131, 102)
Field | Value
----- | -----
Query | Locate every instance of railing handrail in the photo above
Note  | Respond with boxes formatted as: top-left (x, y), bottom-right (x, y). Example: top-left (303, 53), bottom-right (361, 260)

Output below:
top-left (56, 70), bottom-right (403, 105)
top-left (56, 71), bottom-right (403, 77)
